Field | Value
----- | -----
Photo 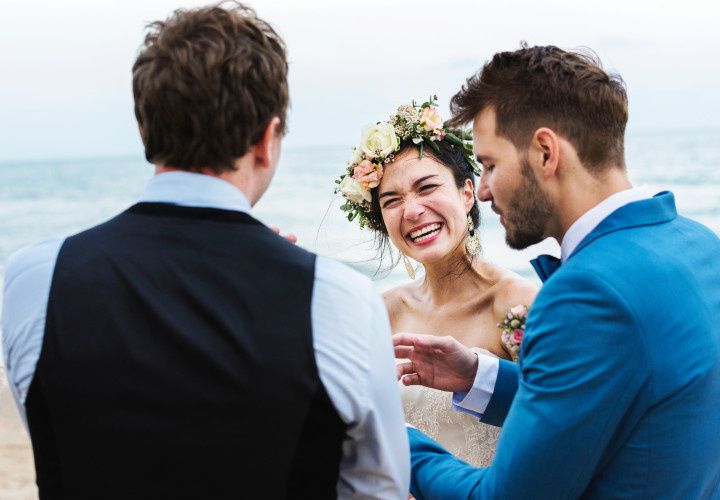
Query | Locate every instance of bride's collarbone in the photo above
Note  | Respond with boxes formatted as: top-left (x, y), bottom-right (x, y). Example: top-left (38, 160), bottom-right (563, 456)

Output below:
top-left (401, 287), bottom-right (495, 315)
top-left (395, 301), bottom-right (503, 349)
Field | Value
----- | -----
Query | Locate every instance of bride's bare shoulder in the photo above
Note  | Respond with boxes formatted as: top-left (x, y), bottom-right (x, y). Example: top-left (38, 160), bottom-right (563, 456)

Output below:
top-left (382, 283), bottom-right (413, 312)
top-left (382, 283), bottom-right (422, 325)
top-left (491, 270), bottom-right (537, 317)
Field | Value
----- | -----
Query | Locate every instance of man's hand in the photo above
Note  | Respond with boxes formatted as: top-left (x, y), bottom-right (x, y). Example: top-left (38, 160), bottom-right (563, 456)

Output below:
top-left (393, 333), bottom-right (478, 393)
top-left (270, 226), bottom-right (298, 244)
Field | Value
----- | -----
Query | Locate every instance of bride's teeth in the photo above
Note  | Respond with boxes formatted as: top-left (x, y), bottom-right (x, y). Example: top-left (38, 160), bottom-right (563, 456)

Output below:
top-left (410, 223), bottom-right (441, 242)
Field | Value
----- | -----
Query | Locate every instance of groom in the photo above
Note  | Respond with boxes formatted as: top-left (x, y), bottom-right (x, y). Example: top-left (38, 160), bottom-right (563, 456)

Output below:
top-left (1, 3), bottom-right (409, 499)
top-left (395, 45), bottom-right (720, 498)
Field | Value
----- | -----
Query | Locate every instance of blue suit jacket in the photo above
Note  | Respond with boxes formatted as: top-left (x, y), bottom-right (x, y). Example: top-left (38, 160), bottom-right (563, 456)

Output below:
top-left (409, 192), bottom-right (720, 499)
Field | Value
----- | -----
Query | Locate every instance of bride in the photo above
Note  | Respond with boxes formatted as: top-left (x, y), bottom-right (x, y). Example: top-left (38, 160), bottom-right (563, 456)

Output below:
top-left (336, 97), bottom-right (537, 466)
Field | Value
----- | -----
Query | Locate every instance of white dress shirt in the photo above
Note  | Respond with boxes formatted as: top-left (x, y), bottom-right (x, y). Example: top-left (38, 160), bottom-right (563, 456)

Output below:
top-left (1, 171), bottom-right (410, 499)
top-left (454, 185), bottom-right (655, 417)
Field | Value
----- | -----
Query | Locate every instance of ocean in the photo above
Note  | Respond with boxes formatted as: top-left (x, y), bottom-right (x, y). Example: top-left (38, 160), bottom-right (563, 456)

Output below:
top-left (1, 129), bottom-right (719, 296)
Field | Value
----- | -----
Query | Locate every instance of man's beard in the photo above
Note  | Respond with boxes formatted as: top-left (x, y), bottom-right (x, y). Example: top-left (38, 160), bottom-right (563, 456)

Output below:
top-left (502, 159), bottom-right (553, 250)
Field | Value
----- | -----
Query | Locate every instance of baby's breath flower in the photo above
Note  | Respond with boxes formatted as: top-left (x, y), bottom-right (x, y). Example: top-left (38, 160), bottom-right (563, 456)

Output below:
top-left (394, 104), bottom-right (418, 124)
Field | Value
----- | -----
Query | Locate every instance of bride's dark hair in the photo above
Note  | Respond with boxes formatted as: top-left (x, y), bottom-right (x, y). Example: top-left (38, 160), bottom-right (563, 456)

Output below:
top-left (367, 138), bottom-right (481, 273)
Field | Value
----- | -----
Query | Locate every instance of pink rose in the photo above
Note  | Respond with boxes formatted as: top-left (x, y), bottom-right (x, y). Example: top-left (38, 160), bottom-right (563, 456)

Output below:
top-left (353, 159), bottom-right (384, 189)
top-left (512, 329), bottom-right (523, 343)
top-left (419, 106), bottom-right (443, 132)
top-left (510, 304), bottom-right (527, 318)
top-left (431, 130), bottom-right (446, 142)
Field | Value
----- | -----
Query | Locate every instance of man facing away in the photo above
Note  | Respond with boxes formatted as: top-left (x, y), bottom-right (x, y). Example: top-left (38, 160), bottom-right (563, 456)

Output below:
top-left (1, 4), bottom-right (408, 499)
top-left (395, 45), bottom-right (720, 499)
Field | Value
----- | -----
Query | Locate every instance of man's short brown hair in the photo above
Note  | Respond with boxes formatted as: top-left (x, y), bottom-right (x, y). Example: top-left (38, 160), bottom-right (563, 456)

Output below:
top-left (132, 2), bottom-right (288, 173)
top-left (449, 44), bottom-right (628, 172)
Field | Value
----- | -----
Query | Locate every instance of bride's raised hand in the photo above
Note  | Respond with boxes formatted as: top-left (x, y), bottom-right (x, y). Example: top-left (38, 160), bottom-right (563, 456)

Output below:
top-left (393, 333), bottom-right (478, 393)
top-left (270, 226), bottom-right (298, 244)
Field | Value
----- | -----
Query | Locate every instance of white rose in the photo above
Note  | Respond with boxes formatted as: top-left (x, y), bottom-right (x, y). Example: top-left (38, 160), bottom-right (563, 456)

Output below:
top-left (350, 146), bottom-right (364, 165)
top-left (339, 175), bottom-right (371, 204)
top-left (360, 121), bottom-right (400, 159)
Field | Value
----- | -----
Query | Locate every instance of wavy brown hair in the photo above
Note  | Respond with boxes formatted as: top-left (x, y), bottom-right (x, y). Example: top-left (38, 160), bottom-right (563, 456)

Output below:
top-left (449, 44), bottom-right (628, 172)
top-left (132, 1), bottom-right (288, 173)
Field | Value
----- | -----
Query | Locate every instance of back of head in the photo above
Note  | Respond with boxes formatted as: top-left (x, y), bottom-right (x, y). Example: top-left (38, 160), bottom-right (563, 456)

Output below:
top-left (449, 43), bottom-right (628, 172)
top-left (132, 1), bottom-right (288, 173)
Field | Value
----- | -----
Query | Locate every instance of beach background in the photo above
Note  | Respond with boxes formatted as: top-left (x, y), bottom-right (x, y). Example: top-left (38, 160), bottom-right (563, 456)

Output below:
top-left (2, 0), bottom-right (719, 497)
top-left (1, 132), bottom-right (719, 498)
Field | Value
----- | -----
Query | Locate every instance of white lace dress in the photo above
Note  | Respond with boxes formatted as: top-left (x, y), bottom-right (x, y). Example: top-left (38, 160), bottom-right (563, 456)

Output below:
top-left (399, 348), bottom-right (501, 467)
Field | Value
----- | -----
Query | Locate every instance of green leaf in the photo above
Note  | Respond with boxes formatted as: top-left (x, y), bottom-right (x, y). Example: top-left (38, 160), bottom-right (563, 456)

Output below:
top-left (445, 132), bottom-right (463, 146)
top-left (427, 139), bottom-right (440, 153)
top-left (419, 142), bottom-right (424, 158)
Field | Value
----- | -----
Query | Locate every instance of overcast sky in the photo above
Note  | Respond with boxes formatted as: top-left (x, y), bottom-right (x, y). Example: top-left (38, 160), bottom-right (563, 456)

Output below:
top-left (2, 0), bottom-right (719, 162)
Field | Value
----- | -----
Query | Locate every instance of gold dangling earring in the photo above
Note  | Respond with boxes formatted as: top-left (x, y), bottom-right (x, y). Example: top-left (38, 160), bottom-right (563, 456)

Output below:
top-left (465, 215), bottom-right (481, 256)
top-left (402, 254), bottom-right (416, 280)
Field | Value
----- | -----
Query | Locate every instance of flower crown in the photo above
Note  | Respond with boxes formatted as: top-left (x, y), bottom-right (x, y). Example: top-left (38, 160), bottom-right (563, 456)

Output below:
top-left (334, 96), bottom-right (480, 229)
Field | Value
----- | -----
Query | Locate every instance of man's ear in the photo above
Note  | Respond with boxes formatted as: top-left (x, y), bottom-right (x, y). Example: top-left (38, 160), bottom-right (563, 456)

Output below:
top-left (531, 127), bottom-right (560, 179)
top-left (251, 117), bottom-right (281, 168)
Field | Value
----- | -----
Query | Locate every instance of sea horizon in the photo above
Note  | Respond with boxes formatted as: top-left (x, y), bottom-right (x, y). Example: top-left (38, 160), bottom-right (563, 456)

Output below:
top-left (1, 128), bottom-right (719, 296)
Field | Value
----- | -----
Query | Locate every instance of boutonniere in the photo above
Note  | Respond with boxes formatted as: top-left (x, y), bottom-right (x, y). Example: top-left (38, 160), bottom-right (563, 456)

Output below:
top-left (498, 305), bottom-right (529, 362)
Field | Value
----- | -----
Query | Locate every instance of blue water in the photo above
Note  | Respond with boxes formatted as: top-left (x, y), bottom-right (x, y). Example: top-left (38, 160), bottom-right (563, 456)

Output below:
top-left (1, 129), bottom-right (719, 294)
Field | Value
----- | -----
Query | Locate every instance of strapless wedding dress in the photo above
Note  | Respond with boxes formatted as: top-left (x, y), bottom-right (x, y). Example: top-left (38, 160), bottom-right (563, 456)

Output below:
top-left (399, 348), bottom-right (501, 467)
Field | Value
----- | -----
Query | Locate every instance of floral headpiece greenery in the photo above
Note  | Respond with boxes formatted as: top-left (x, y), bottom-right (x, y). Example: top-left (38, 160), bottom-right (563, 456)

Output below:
top-left (334, 96), bottom-right (480, 229)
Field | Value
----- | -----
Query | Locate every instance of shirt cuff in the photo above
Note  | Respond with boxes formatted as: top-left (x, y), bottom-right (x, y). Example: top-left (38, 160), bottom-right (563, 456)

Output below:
top-left (452, 352), bottom-right (499, 417)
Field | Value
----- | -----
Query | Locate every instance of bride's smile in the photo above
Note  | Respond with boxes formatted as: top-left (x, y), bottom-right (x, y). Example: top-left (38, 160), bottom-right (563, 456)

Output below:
top-left (378, 151), bottom-right (475, 264)
top-left (407, 222), bottom-right (443, 245)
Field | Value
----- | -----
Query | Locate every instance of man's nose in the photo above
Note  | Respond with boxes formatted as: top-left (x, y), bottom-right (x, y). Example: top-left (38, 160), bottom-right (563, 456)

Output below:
top-left (476, 174), bottom-right (492, 202)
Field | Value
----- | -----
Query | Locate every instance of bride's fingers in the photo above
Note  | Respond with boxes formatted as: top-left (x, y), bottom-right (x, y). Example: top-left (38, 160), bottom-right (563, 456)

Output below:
top-left (396, 361), bottom-right (415, 380)
top-left (270, 226), bottom-right (297, 244)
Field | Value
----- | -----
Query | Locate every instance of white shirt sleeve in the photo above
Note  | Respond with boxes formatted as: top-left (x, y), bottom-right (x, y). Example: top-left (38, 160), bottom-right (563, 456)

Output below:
top-left (311, 256), bottom-right (410, 499)
top-left (451, 353), bottom-right (500, 417)
top-left (1, 238), bottom-right (64, 429)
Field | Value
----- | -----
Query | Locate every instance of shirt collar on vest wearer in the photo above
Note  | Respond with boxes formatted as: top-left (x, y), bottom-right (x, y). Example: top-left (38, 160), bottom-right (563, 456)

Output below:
top-left (138, 171), bottom-right (252, 213)
top-left (560, 185), bottom-right (655, 263)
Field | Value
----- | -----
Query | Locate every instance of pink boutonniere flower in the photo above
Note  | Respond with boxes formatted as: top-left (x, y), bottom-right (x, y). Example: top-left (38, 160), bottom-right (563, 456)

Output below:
top-left (498, 305), bottom-right (530, 362)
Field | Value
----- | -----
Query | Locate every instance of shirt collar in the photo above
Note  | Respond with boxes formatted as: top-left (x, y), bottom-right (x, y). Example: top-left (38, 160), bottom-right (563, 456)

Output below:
top-left (560, 185), bottom-right (655, 263)
top-left (138, 171), bottom-right (251, 213)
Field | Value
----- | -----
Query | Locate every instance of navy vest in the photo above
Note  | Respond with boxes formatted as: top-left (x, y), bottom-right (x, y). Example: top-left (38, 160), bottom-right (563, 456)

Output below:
top-left (25, 203), bottom-right (346, 499)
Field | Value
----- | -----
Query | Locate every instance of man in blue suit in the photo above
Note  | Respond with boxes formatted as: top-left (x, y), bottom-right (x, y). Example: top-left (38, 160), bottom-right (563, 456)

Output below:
top-left (394, 45), bottom-right (720, 499)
